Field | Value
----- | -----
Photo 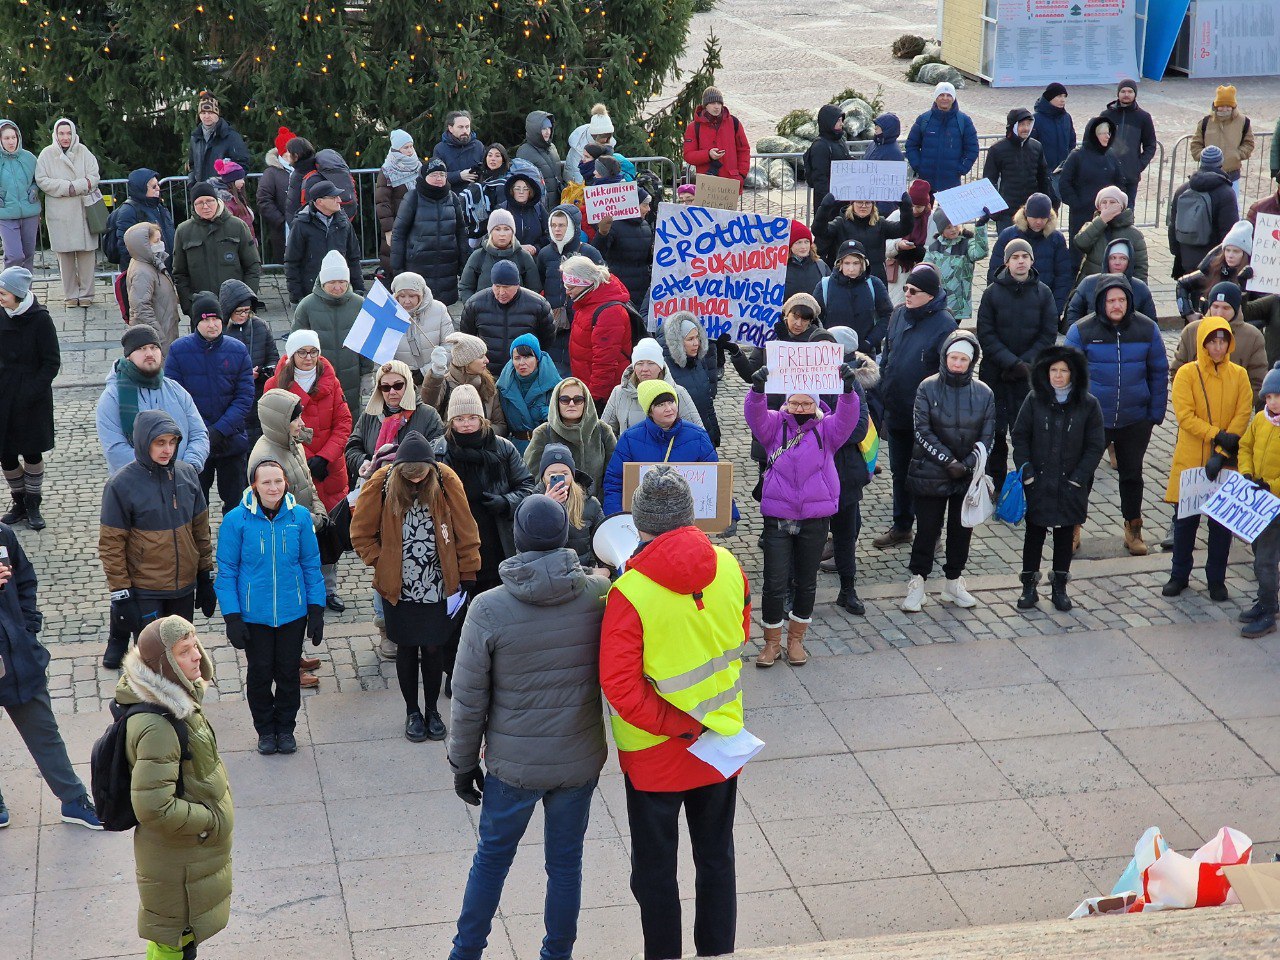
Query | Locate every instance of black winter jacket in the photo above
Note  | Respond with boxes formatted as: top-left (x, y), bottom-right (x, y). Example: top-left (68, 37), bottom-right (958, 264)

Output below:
top-left (537, 204), bottom-right (604, 311)
top-left (1057, 117), bottom-right (1126, 237)
top-left (187, 118), bottom-right (250, 185)
top-left (460, 288), bottom-right (556, 375)
top-left (0, 296), bottom-right (59, 456)
top-left (987, 211), bottom-right (1074, 314)
top-left (908, 330), bottom-right (996, 499)
top-left (515, 111), bottom-right (563, 209)
top-left (804, 105), bottom-right (850, 201)
top-left (976, 267), bottom-right (1059, 430)
top-left (982, 110), bottom-right (1049, 217)
top-left (1099, 98), bottom-right (1158, 188)
top-left (431, 432), bottom-right (535, 563)
top-left (662, 320), bottom-right (721, 447)
top-left (1167, 169), bottom-right (1239, 278)
top-left (878, 291), bottom-right (958, 431)
top-left (815, 194), bottom-right (914, 278)
top-left (500, 170), bottom-right (550, 252)
top-left (785, 255), bottom-right (828, 304)
top-left (1011, 344), bottom-right (1106, 528)
top-left (0, 525), bottom-right (47, 707)
top-left (813, 270), bottom-right (893, 354)
top-left (595, 217), bottom-right (654, 309)
top-left (390, 175), bottom-right (470, 305)
top-left (284, 205), bottom-right (365, 304)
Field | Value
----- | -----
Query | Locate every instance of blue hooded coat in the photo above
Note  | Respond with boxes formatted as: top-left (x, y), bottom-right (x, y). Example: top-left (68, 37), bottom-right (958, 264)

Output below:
top-left (114, 168), bottom-right (177, 275)
top-left (905, 101), bottom-right (979, 193)
top-left (864, 113), bottom-right (906, 216)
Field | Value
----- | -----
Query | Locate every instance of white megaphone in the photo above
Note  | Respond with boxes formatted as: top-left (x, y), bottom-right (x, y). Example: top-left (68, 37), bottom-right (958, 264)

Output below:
top-left (593, 514), bottom-right (640, 576)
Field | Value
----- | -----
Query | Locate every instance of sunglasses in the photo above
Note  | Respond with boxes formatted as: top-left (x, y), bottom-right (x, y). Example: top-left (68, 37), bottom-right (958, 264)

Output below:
top-left (903, 285), bottom-right (923, 295)
top-left (379, 381), bottom-right (407, 392)
top-left (558, 395), bottom-right (586, 406)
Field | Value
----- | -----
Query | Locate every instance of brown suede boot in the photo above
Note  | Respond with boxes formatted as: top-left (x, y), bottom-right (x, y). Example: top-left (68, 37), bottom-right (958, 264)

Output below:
top-left (785, 618), bottom-right (810, 666)
top-left (755, 624), bottom-right (783, 668)
top-left (1124, 518), bottom-right (1148, 556)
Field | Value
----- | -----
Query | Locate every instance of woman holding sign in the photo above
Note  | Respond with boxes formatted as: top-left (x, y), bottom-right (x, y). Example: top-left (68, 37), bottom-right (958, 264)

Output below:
top-left (1162, 317), bottom-right (1251, 600)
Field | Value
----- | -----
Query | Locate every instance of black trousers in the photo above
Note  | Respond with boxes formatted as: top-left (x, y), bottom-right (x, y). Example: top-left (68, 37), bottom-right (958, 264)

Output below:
top-left (909, 492), bottom-right (971, 580)
top-left (886, 427), bottom-right (916, 531)
top-left (1103, 421), bottom-right (1153, 521)
top-left (625, 775), bottom-right (737, 960)
top-left (1023, 524), bottom-right (1074, 573)
top-left (761, 516), bottom-right (828, 624)
top-left (830, 501), bottom-right (861, 581)
top-left (199, 452), bottom-right (248, 516)
top-left (243, 617), bottom-right (306, 735)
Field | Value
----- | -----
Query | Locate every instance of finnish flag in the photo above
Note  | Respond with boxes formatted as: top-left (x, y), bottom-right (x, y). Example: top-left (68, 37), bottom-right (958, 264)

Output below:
top-left (343, 279), bottom-right (411, 364)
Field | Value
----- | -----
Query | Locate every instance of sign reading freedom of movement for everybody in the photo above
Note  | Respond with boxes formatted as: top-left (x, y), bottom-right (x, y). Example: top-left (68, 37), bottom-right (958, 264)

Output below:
top-left (1248, 214), bottom-right (1280, 296)
top-left (764, 341), bottom-right (844, 396)
top-left (935, 179), bottom-right (1007, 225)
top-left (1201, 471), bottom-right (1280, 543)
top-left (648, 202), bottom-right (790, 347)
top-left (583, 181), bottom-right (641, 224)
top-left (829, 160), bottom-right (909, 202)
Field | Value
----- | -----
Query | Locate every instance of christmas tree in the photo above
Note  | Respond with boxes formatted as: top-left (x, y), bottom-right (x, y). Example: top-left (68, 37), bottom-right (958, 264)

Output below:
top-left (1, 0), bottom-right (718, 175)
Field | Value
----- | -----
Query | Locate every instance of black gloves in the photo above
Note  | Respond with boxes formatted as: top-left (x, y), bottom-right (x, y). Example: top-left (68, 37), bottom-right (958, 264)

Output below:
top-left (1213, 431), bottom-right (1240, 457)
top-left (1004, 361), bottom-right (1030, 382)
top-left (479, 491), bottom-right (508, 516)
top-left (715, 332), bottom-right (739, 357)
top-left (459, 580), bottom-right (477, 597)
top-left (224, 612), bottom-right (248, 650)
top-left (454, 767), bottom-right (484, 806)
top-left (207, 428), bottom-right (227, 459)
top-left (1258, 479), bottom-right (1272, 492)
top-left (839, 363), bottom-right (856, 393)
top-left (111, 589), bottom-right (146, 637)
top-left (974, 206), bottom-right (991, 227)
top-left (945, 460), bottom-right (969, 480)
top-left (196, 572), bottom-right (217, 618)
top-left (750, 366), bottom-right (770, 393)
top-left (1205, 452), bottom-right (1227, 482)
top-left (306, 604), bottom-right (325, 647)
top-left (308, 456), bottom-right (330, 482)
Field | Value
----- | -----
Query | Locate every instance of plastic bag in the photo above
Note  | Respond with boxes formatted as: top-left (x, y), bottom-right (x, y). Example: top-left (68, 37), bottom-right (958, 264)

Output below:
top-left (961, 442), bottom-right (995, 528)
top-left (995, 463), bottom-right (1028, 524)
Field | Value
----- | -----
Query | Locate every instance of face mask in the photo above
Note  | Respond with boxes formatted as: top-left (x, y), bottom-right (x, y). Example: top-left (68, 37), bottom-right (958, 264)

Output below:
top-left (279, 159), bottom-right (294, 172)
top-left (150, 242), bottom-right (167, 257)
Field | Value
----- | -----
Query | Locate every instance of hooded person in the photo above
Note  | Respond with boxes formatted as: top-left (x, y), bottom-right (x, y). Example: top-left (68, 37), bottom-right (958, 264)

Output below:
top-left (123, 220), bottom-right (183, 351)
top-left (538, 202), bottom-right (605, 369)
top-left (804, 103), bottom-right (851, 202)
top-left (0, 119), bottom-right (40, 271)
top-left (1172, 280), bottom-right (1268, 397)
top-left (864, 113), bottom-right (907, 217)
top-left (220, 278), bottom-right (278, 438)
top-left (391, 156), bottom-right (471, 306)
top-left (924, 205), bottom-right (990, 321)
top-left (422, 330), bottom-right (508, 435)
top-left (1167, 145), bottom-right (1239, 277)
top-left (1064, 237), bottom-right (1157, 330)
top-left (113, 167), bottom-right (177, 276)
top-left (905, 83), bottom-right (980, 192)
top-left (1100, 78), bottom-right (1159, 205)
top-left (114, 615), bottom-right (232, 960)
top-left (515, 109), bottom-right (564, 208)
top-left (34, 117), bottom-right (101, 305)
top-left (390, 270), bottom-right (457, 379)
top-left (531, 443), bottom-right (606, 570)
top-left (982, 107), bottom-right (1050, 233)
top-left (500, 163), bottom-right (550, 254)
top-left (565, 104), bottom-right (617, 185)
top-left (1056, 116), bottom-right (1126, 268)
top-left (497, 332), bottom-right (564, 453)
top-left (1235, 362), bottom-right (1280, 637)
top-left (248, 388), bottom-right (329, 532)
top-left (601, 336), bottom-right (704, 439)
top-left (594, 186), bottom-right (654, 310)
top-left (662, 313), bottom-right (722, 447)
top-left (458, 207), bottom-right (540, 300)
top-left (523, 376), bottom-right (617, 497)
top-left (987, 192), bottom-right (1073, 315)
top-left (1030, 83), bottom-right (1077, 197)
top-left (562, 255), bottom-right (634, 404)
top-left (291, 248), bottom-right (370, 417)
top-left (1074, 184), bottom-right (1148, 281)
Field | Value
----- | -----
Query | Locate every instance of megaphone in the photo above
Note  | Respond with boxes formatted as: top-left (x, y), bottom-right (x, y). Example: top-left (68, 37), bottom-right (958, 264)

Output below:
top-left (593, 514), bottom-right (640, 575)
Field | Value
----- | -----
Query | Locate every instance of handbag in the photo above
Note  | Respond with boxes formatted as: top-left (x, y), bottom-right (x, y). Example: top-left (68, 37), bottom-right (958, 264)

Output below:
top-left (751, 425), bottom-right (808, 502)
top-left (995, 463), bottom-right (1028, 525)
top-left (885, 257), bottom-right (900, 284)
top-left (960, 441), bottom-right (995, 528)
top-left (317, 499), bottom-right (352, 566)
top-left (84, 189), bottom-right (108, 235)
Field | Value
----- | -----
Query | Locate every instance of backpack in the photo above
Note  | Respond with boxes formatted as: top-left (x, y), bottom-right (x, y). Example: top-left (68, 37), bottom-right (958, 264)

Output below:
top-left (90, 701), bottom-right (189, 832)
top-left (1172, 188), bottom-right (1214, 247)
top-left (634, 168), bottom-right (665, 210)
top-left (301, 149), bottom-right (358, 216)
top-left (591, 300), bottom-right (648, 349)
top-left (100, 200), bottom-right (132, 265)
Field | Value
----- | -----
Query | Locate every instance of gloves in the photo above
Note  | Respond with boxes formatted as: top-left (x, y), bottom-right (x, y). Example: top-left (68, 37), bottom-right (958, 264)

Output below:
top-left (306, 604), bottom-right (325, 647)
top-left (459, 579), bottom-right (477, 597)
top-left (839, 363), bottom-right (856, 393)
top-left (111, 589), bottom-right (146, 637)
top-left (196, 572), bottom-right (218, 618)
top-left (945, 460), bottom-right (969, 480)
top-left (750, 366), bottom-right (770, 393)
top-left (1213, 431), bottom-right (1240, 456)
top-left (207, 428), bottom-right (227, 458)
top-left (1004, 361), bottom-right (1030, 382)
top-left (974, 206), bottom-right (991, 227)
top-left (224, 612), bottom-right (248, 650)
top-left (308, 456), bottom-right (330, 482)
top-left (715, 332), bottom-right (739, 357)
top-left (430, 346), bottom-right (450, 376)
top-left (454, 767), bottom-right (484, 806)
top-left (1258, 479), bottom-right (1272, 493)
top-left (1205, 452), bottom-right (1227, 482)
top-left (479, 491), bottom-right (508, 516)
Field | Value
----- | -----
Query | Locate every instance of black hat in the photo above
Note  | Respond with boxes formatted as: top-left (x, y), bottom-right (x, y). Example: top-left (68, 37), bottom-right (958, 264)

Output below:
top-left (835, 239), bottom-right (867, 263)
top-left (190, 292), bottom-right (222, 332)
top-left (539, 443), bottom-right (576, 477)
top-left (189, 182), bottom-right (219, 202)
top-left (122, 323), bottom-right (162, 355)
top-left (513, 494), bottom-right (570, 552)
top-left (307, 179), bottom-right (341, 201)
top-left (904, 264), bottom-right (941, 298)
top-left (425, 157), bottom-right (448, 176)
top-left (393, 430), bottom-right (436, 465)
top-left (1042, 82), bottom-right (1068, 101)
top-left (1207, 281), bottom-right (1243, 313)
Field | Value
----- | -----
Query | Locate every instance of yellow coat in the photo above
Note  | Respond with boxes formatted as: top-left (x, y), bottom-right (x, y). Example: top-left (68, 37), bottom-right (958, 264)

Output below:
top-left (1165, 314), bottom-right (1252, 502)
top-left (1238, 411), bottom-right (1280, 491)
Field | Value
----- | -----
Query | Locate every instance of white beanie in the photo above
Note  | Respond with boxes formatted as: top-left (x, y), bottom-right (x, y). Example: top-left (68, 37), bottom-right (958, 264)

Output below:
top-left (934, 82), bottom-right (957, 100)
top-left (631, 337), bottom-right (665, 368)
top-left (318, 249), bottom-right (349, 284)
top-left (285, 329), bottom-right (321, 356)
top-left (587, 104), bottom-right (614, 137)
top-left (1221, 219), bottom-right (1255, 257)
top-left (947, 339), bottom-right (975, 361)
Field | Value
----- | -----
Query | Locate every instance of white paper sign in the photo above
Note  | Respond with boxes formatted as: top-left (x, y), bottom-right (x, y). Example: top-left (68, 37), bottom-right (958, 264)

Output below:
top-left (638, 462), bottom-right (723, 519)
top-left (1248, 214), bottom-right (1280, 296)
top-left (584, 181), bottom-right (641, 224)
top-left (1201, 471), bottom-right (1280, 543)
top-left (1177, 466), bottom-right (1226, 519)
top-left (829, 160), bottom-right (909, 202)
top-left (935, 179), bottom-right (1008, 225)
top-left (688, 727), bottom-right (765, 778)
top-left (764, 341), bottom-right (843, 396)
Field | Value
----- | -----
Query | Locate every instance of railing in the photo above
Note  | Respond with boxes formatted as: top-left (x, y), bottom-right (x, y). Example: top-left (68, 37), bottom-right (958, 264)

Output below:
top-left (1164, 131), bottom-right (1274, 225)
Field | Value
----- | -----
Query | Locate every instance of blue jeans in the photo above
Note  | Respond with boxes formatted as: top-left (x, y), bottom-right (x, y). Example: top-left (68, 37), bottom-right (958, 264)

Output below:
top-left (450, 775), bottom-right (598, 960)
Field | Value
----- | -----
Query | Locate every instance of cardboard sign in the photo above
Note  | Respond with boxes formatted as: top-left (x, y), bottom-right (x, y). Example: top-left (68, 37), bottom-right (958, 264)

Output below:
top-left (1200, 470), bottom-right (1280, 543)
top-left (1247, 214), bottom-right (1279, 295)
top-left (1222, 863), bottom-right (1280, 912)
top-left (693, 174), bottom-right (741, 211)
top-left (764, 341), bottom-right (843, 396)
top-left (648, 202), bottom-right (790, 348)
top-left (829, 160), bottom-right (908, 202)
top-left (621, 461), bottom-right (734, 533)
top-left (935, 178), bottom-right (1008, 225)
top-left (584, 181), bottom-right (641, 224)
top-left (1176, 466), bottom-right (1226, 519)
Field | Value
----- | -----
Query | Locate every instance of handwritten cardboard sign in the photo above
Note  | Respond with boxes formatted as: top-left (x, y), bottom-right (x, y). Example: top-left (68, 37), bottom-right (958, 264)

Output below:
top-left (621, 461), bottom-right (734, 533)
top-left (829, 160), bottom-right (908, 202)
top-left (693, 174), bottom-right (741, 210)
top-left (764, 341), bottom-right (843, 396)
top-left (1177, 466), bottom-right (1225, 519)
top-left (648, 202), bottom-right (790, 348)
top-left (1200, 470), bottom-right (1280, 542)
top-left (935, 178), bottom-right (1008, 225)
top-left (1247, 214), bottom-right (1279, 295)
top-left (584, 181), bottom-right (641, 224)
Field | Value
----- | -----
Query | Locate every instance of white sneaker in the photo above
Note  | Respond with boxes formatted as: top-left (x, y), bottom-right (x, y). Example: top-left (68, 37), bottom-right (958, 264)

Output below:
top-left (901, 575), bottom-right (926, 612)
top-left (940, 576), bottom-right (977, 608)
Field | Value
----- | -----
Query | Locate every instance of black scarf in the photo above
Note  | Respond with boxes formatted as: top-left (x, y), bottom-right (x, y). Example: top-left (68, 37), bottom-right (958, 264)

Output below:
top-left (447, 429), bottom-right (505, 504)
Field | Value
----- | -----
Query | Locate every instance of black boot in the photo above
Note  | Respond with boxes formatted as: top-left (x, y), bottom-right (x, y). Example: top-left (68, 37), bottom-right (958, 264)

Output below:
top-left (1016, 571), bottom-right (1040, 609)
top-left (102, 631), bottom-right (130, 670)
top-left (24, 495), bottom-right (44, 531)
top-left (836, 576), bottom-right (865, 615)
top-left (0, 492), bottom-right (26, 526)
top-left (1049, 571), bottom-right (1072, 611)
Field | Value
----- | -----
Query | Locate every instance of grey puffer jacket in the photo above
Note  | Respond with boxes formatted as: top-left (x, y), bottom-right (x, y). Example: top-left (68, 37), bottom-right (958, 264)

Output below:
top-left (447, 547), bottom-right (610, 789)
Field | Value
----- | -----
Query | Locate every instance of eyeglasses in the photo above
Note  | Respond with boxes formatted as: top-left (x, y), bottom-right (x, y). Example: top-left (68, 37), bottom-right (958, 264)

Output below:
top-left (379, 381), bottom-right (407, 392)
top-left (231, 307), bottom-right (252, 316)
top-left (294, 348), bottom-right (320, 358)
top-left (558, 395), bottom-right (586, 406)
top-left (903, 285), bottom-right (923, 296)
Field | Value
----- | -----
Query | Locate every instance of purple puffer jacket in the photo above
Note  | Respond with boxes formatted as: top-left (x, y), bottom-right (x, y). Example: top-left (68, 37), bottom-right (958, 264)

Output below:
top-left (745, 389), bottom-right (860, 521)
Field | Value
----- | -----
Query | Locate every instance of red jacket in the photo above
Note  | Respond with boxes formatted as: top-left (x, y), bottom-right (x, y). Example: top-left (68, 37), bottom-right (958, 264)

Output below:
top-left (683, 106), bottom-right (751, 188)
top-left (569, 274), bottom-right (633, 402)
top-left (600, 526), bottom-right (751, 792)
top-left (264, 358), bottom-right (352, 511)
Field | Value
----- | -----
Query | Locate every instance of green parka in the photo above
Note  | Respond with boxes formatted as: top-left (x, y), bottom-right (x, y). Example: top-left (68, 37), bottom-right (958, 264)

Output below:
top-left (171, 202), bottom-right (261, 316)
top-left (291, 277), bottom-right (372, 417)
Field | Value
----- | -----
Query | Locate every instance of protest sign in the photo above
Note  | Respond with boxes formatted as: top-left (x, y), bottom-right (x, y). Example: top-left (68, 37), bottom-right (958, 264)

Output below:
top-left (693, 174), bottom-right (742, 210)
top-left (648, 202), bottom-right (790, 348)
top-left (1200, 470), bottom-right (1280, 543)
top-left (1177, 466), bottom-right (1226, 519)
top-left (764, 341), bottom-right (843, 396)
top-left (829, 160), bottom-right (908, 202)
top-left (935, 179), bottom-right (1007, 225)
top-left (1247, 214), bottom-right (1280, 295)
top-left (622, 461), bottom-right (734, 533)
top-left (342, 279), bottom-right (410, 364)
top-left (584, 181), bottom-right (641, 224)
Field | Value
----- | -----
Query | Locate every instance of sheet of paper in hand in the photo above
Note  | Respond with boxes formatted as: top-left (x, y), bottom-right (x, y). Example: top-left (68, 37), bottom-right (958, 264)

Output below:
top-left (935, 178), bottom-right (1007, 225)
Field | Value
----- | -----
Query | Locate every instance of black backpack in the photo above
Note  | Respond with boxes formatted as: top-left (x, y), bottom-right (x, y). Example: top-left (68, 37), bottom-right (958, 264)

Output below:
top-left (100, 200), bottom-right (133, 265)
top-left (90, 701), bottom-right (189, 832)
top-left (591, 300), bottom-right (649, 349)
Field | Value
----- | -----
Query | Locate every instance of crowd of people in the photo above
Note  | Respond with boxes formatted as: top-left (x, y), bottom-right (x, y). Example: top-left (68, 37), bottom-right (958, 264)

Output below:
top-left (2, 77), bottom-right (1280, 960)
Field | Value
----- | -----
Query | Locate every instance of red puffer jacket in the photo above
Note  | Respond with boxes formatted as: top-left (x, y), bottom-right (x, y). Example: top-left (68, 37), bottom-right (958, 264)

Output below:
top-left (569, 274), bottom-right (633, 403)
top-left (263, 358), bottom-right (353, 510)
top-left (682, 106), bottom-right (751, 187)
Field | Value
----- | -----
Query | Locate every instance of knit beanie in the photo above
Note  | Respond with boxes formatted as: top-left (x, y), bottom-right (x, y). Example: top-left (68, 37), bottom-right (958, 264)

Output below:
top-left (1117, 78), bottom-right (1138, 95)
top-left (1207, 281), bottom-right (1243, 314)
top-left (121, 323), bottom-right (162, 355)
top-left (677, 184), bottom-right (697, 198)
top-left (907, 179), bottom-right (933, 206)
top-left (1024, 192), bottom-right (1053, 219)
top-left (513, 494), bottom-right (570, 552)
top-left (190, 292), bottom-right (222, 332)
top-left (1095, 185), bottom-right (1127, 209)
top-left (783, 292), bottom-right (821, 319)
top-left (1042, 82), bottom-right (1068, 101)
top-left (274, 126), bottom-right (296, 156)
top-left (789, 220), bottom-right (813, 246)
top-left (947, 339), bottom-right (975, 361)
top-left (285, 329), bottom-right (321, 356)
top-left (136, 615), bottom-right (213, 694)
top-left (197, 92), bottom-right (220, 116)
top-left (447, 383), bottom-right (485, 420)
top-left (587, 104), bottom-right (614, 137)
top-left (560, 255), bottom-right (608, 290)
top-left (445, 331), bottom-right (488, 369)
top-left (487, 208), bottom-right (516, 235)
top-left (389, 128), bottom-right (414, 150)
top-left (1214, 85), bottom-right (1237, 109)
top-left (631, 465), bottom-right (695, 536)
top-left (393, 430), bottom-right (436, 464)
top-left (933, 82), bottom-right (957, 100)
top-left (213, 158), bottom-right (245, 181)
top-left (1003, 238), bottom-right (1034, 262)
top-left (189, 182), bottom-right (219, 202)
top-left (317, 249), bottom-right (349, 284)
top-left (425, 157), bottom-right (448, 177)
top-left (904, 264), bottom-right (941, 298)
top-left (539, 443), bottom-right (577, 477)
top-left (1221, 219), bottom-right (1255, 256)
top-left (1105, 238), bottom-right (1133, 265)
top-left (1200, 145), bottom-right (1224, 171)
top-left (510, 332), bottom-right (542, 360)
top-left (0, 266), bottom-right (32, 300)
top-left (828, 325), bottom-right (860, 356)
top-left (1262, 362), bottom-right (1280, 399)
top-left (931, 207), bottom-right (952, 231)
top-left (490, 259), bottom-right (521, 286)
top-left (631, 337), bottom-right (665, 368)
top-left (637, 378), bottom-right (677, 415)
top-left (675, 315), bottom-right (700, 340)
top-left (702, 87), bottom-right (725, 106)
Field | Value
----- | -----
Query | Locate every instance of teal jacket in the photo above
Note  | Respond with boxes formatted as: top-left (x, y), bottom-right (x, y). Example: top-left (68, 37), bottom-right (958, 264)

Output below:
top-left (0, 120), bottom-right (39, 220)
top-left (924, 227), bottom-right (990, 322)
